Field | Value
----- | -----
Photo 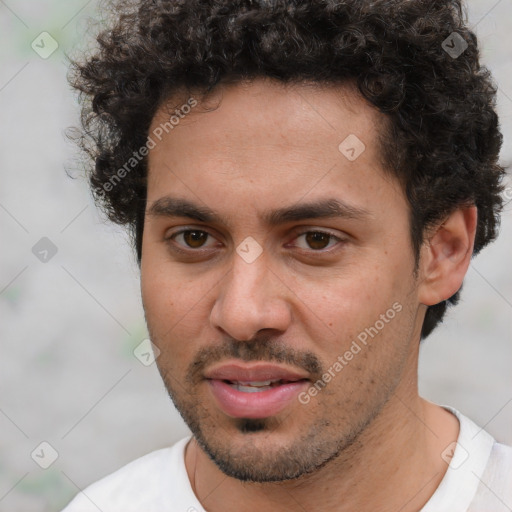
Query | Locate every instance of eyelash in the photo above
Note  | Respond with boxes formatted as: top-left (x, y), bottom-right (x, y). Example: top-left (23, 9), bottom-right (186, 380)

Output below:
top-left (165, 228), bottom-right (345, 254)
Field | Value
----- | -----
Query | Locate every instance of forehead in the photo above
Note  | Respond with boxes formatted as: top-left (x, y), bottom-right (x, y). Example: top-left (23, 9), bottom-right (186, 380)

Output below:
top-left (149, 78), bottom-right (383, 159)
top-left (146, 78), bottom-right (401, 219)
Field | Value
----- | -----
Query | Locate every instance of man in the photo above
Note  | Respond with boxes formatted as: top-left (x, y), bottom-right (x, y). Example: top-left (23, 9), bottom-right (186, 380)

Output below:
top-left (63, 0), bottom-right (511, 510)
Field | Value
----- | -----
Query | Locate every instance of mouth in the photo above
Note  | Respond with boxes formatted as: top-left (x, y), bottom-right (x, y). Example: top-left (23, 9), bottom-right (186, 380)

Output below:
top-left (203, 360), bottom-right (310, 383)
top-left (206, 377), bottom-right (310, 418)
top-left (203, 361), bottom-right (311, 418)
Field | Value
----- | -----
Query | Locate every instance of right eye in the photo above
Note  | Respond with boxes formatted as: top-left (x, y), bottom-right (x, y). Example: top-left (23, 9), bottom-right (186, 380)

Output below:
top-left (166, 229), bottom-right (219, 250)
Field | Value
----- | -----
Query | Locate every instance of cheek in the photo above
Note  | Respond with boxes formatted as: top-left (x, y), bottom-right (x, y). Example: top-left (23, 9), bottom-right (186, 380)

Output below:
top-left (298, 265), bottom-right (400, 329)
top-left (293, 256), bottom-right (414, 367)
top-left (141, 244), bottom-right (198, 318)
top-left (140, 256), bottom-right (217, 364)
top-left (142, 272), bottom-right (197, 331)
top-left (141, 275), bottom-right (191, 374)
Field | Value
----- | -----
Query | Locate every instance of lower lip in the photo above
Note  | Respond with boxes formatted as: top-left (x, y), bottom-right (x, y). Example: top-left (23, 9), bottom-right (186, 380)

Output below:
top-left (207, 379), bottom-right (309, 419)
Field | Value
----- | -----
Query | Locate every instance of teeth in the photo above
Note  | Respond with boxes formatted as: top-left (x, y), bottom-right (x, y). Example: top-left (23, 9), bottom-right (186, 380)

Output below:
top-left (222, 379), bottom-right (304, 393)
top-left (226, 380), bottom-right (282, 393)
top-left (237, 380), bottom-right (274, 386)
top-left (235, 384), bottom-right (273, 392)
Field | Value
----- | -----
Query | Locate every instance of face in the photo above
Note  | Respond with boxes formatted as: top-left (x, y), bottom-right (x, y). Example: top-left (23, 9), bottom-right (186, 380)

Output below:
top-left (141, 78), bottom-right (424, 482)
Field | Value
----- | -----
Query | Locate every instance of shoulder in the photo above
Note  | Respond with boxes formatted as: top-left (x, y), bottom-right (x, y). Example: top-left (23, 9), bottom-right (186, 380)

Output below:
top-left (488, 439), bottom-right (512, 470)
top-left (61, 437), bottom-right (192, 512)
top-left (439, 406), bottom-right (512, 510)
top-left (472, 440), bottom-right (512, 508)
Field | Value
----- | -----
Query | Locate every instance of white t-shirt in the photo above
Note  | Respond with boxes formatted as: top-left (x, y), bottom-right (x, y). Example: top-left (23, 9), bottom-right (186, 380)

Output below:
top-left (62, 406), bottom-right (512, 511)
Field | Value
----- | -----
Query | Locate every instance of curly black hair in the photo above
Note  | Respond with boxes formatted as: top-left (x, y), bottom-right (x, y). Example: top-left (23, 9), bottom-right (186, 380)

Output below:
top-left (67, 0), bottom-right (506, 340)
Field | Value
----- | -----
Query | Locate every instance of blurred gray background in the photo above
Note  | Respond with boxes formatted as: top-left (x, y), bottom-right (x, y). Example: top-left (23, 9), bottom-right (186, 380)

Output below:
top-left (0, 1), bottom-right (511, 510)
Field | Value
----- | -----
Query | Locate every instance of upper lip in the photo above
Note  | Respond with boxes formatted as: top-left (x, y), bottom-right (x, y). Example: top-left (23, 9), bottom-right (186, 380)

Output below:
top-left (204, 362), bottom-right (310, 382)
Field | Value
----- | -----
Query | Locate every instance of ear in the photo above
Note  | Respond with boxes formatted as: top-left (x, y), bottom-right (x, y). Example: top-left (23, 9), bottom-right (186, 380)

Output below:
top-left (417, 206), bottom-right (477, 306)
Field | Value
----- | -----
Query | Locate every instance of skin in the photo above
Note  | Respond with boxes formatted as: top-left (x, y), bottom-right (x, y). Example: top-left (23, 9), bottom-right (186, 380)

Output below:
top-left (140, 77), bottom-right (477, 511)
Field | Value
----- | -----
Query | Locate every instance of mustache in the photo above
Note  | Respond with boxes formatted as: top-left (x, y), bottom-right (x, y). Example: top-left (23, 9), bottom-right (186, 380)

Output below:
top-left (186, 333), bottom-right (323, 386)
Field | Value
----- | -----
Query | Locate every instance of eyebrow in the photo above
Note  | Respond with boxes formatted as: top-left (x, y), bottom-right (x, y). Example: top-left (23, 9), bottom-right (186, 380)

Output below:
top-left (146, 196), bottom-right (371, 226)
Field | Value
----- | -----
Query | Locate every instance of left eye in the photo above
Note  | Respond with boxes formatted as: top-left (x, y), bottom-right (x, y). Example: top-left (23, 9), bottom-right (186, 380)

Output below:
top-left (292, 231), bottom-right (341, 251)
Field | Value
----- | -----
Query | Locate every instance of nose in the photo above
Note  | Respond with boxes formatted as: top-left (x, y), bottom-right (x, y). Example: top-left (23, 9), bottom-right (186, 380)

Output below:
top-left (210, 252), bottom-right (292, 341)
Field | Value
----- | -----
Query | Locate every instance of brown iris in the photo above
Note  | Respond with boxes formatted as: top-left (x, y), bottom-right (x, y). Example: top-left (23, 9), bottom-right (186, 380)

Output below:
top-left (305, 232), bottom-right (331, 250)
top-left (183, 230), bottom-right (208, 248)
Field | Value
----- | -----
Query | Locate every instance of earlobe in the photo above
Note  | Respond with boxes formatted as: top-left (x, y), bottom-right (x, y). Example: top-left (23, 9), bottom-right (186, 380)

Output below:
top-left (417, 206), bottom-right (477, 306)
